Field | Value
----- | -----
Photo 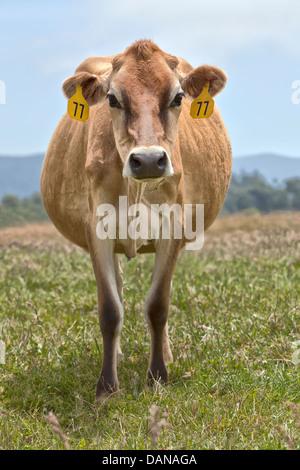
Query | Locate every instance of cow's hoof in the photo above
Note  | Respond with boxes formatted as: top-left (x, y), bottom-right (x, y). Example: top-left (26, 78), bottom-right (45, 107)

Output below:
top-left (95, 377), bottom-right (119, 403)
top-left (147, 364), bottom-right (168, 387)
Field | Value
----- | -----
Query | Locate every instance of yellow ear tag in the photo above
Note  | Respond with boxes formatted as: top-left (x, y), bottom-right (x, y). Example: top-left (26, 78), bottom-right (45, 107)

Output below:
top-left (67, 85), bottom-right (89, 122)
top-left (190, 82), bottom-right (214, 119)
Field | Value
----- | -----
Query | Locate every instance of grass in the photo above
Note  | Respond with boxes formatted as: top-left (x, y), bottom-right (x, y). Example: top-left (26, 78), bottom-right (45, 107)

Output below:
top-left (0, 213), bottom-right (300, 450)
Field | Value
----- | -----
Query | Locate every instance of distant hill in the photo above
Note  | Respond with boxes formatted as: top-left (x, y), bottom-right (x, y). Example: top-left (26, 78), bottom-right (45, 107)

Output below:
top-left (0, 154), bottom-right (44, 199)
top-left (233, 153), bottom-right (300, 184)
top-left (1, 152), bottom-right (300, 200)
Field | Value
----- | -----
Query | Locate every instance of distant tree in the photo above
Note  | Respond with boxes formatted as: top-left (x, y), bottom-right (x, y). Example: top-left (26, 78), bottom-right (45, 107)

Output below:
top-left (285, 178), bottom-right (300, 210)
top-left (2, 194), bottom-right (21, 210)
top-left (0, 192), bottom-right (48, 227)
top-left (30, 192), bottom-right (43, 205)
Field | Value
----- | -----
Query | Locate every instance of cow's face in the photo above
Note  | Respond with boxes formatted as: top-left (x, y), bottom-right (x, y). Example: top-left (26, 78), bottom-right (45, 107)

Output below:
top-left (62, 41), bottom-right (227, 182)
top-left (107, 54), bottom-right (183, 181)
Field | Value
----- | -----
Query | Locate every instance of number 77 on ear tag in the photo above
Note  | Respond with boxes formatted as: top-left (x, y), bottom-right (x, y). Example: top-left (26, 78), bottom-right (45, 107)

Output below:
top-left (67, 85), bottom-right (89, 122)
top-left (190, 82), bottom-right (214, 119)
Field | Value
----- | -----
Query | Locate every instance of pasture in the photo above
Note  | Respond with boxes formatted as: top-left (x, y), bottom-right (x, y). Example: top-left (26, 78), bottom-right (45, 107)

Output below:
top-left (0, 213), bottom-right (299, 450)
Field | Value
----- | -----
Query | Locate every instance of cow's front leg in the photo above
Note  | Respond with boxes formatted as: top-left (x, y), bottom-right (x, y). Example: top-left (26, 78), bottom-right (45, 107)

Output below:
top-left (86, 227), bottom-right (123, 401)
top-left (145, 239), bottom-right (182, 385)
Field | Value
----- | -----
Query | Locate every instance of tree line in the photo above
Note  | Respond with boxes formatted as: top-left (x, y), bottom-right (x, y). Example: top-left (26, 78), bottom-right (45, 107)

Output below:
top-left (0, 172), bottom-right (299, 227)
top-left (222, 172), bottom-right (300, 214)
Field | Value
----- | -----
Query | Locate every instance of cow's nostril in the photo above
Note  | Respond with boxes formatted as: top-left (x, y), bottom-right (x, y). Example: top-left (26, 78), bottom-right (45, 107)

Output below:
top-left (131, 155), bottom-right (142, 170)
top-left (157, 153), bottom-right (167, 169)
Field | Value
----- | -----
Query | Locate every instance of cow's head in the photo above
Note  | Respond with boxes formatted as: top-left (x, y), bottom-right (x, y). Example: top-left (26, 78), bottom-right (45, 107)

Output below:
top-left (63, 40), bottom-right (227, 181)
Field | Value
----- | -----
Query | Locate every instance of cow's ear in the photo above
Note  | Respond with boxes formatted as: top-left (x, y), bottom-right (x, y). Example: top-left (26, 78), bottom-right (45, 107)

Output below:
top-left (62, 71), bottom-right (108, 106)
top-left (181, 65), bottom-right (227, 99)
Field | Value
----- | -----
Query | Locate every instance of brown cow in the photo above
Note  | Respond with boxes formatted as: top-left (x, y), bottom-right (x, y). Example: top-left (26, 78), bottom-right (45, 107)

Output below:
top-left (41, 40), bottom-right (231, 401)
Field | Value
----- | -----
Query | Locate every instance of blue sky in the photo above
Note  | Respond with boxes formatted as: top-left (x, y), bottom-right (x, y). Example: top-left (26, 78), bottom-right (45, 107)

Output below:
top-left (0, 0), bottom-right (299, 158)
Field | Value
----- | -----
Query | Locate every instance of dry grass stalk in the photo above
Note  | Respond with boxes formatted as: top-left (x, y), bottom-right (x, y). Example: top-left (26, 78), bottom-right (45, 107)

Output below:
top-left (147, 404), bottom-right (169, 449)
top-left (279, 402), bottom-right (300, 450)
top-left (44, 412), bottom-right (70, 450)
top-left (286, 401), bottom-right (300, 428)
top-left (25, 433), bottom-right (37, 443)
top-left (279, 425), bottom-right (295, 450)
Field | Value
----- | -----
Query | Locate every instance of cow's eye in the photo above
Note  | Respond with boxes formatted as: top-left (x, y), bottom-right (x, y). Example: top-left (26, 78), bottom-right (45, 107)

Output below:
top-left (170, 92), bottom-right (185, 107)
top-left (107, 94), bottom-right (122, 109)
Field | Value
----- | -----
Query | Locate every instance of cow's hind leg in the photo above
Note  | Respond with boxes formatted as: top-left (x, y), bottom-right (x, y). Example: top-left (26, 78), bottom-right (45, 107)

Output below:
top-left (145, 240), bottom-right (181, 385)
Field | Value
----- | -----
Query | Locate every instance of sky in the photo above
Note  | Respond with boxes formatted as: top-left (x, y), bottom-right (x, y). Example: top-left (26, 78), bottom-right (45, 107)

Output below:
top-left (0, 0), bottom-right (299, 158)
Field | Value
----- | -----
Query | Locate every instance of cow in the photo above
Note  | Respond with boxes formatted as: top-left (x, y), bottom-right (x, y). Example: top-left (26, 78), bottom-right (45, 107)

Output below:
top-left (40, 39), bottom-right (231, 401)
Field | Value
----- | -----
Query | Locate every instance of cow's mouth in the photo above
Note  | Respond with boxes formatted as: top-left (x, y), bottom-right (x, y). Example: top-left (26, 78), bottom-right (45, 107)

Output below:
top-left (126, 176), bottom-right (167, 191)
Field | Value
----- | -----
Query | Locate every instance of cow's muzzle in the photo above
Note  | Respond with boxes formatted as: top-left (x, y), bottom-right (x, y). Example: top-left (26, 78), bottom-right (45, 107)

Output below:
top-left (123, 146), bottom-right (174, 180)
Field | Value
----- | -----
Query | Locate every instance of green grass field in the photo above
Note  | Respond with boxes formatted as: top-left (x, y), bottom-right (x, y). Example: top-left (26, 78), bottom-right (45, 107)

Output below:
top-left (0, 214), bottom-right (299, 450)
